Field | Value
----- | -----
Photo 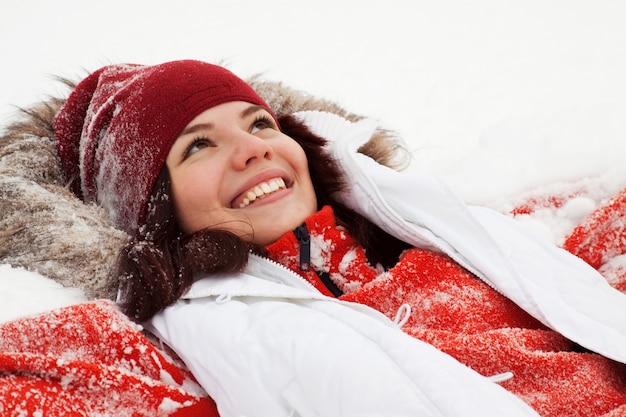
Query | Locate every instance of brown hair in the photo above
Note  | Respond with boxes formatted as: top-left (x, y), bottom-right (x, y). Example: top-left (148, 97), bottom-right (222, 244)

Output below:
top-left (117, 115), bottom-right (410, 321)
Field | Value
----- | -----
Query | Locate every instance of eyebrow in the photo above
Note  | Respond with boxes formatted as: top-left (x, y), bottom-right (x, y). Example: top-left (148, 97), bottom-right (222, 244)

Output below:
top-left (178, 104), bottom-right (267, 136)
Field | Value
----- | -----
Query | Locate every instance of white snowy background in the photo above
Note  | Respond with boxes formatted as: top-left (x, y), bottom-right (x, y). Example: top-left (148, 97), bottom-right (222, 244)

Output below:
top-left (2, 0), bottom-right (626, 322)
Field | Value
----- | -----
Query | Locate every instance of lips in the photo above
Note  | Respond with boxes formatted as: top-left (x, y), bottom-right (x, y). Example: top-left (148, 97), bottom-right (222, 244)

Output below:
top-left (236, 177), bottom-right (287, 208)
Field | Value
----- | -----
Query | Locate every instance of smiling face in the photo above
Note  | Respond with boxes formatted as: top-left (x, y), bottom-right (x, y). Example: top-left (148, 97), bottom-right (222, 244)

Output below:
top-left (165, 101), bottom-right (318, 245)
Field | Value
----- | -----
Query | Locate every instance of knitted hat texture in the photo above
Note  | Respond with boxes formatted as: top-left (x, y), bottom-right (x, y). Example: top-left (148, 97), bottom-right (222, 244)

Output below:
top-left (54, 60), bottom-right (274, 235)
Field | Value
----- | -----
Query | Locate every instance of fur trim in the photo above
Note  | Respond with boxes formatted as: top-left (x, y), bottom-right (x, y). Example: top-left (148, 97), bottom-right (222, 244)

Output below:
top-left (248, 77), bottom-right (410, 170)
top-left (0, 76), bottom-right (404, 300)
top-left (0, 101), bottom-right (128, 299)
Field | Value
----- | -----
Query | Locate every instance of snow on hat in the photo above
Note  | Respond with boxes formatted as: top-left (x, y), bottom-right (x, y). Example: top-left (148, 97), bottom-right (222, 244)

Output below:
top-left (54, 60), bottom-right (275, 236)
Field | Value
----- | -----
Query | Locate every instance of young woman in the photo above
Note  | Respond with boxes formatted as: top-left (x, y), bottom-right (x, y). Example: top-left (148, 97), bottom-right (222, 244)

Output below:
top-left (49, 59), bottom-right (626, 416)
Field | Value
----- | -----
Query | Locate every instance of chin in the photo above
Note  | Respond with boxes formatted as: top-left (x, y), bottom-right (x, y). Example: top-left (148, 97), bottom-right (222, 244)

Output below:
top-left (253, 222), bottom-right (297, 246)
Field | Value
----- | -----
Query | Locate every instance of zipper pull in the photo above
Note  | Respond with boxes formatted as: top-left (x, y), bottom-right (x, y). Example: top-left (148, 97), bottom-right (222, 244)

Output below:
top-left (293, 223), bottom-right (311, 272)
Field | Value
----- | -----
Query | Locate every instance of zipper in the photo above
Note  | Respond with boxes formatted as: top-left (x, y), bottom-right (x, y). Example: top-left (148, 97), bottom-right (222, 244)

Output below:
top-left (293, 223), bottom-right (311, 272)
top-left (247, 252), bottom-right (319, 293)
top-left (293, 223), bottom-right (343, 297)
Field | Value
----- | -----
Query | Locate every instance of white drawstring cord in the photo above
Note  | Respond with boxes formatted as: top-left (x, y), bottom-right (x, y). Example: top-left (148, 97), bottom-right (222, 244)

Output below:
top-left (393, 303), bottom-right (412, 328)
top-left (215, 293), bottom-right (232, 304)
top-left (391, 302), bottom-right (511, 384)
top-left (487, 371), bottom-right (514, 383)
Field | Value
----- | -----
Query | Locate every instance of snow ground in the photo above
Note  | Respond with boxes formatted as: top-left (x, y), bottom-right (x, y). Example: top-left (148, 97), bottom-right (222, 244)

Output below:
top-left (1, 0), bottom-right (626, 321)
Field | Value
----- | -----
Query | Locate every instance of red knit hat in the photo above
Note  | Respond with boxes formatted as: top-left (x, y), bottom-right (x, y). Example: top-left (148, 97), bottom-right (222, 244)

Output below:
top-left (54, 60), bottom-right (275, 236)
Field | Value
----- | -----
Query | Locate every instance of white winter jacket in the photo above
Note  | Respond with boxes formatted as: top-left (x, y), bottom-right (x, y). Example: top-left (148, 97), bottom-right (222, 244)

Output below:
top-left (147, 111), bottom-right (626, 417)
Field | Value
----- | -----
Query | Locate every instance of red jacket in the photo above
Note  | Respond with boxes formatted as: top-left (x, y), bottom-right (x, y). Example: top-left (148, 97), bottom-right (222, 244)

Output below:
top-left (267, 205), bottom-right (626, 417)
top-left (0, 300), bottom-right (219, 416)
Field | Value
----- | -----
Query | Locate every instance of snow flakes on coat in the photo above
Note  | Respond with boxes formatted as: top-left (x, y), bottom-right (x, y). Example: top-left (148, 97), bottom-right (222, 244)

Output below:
top-left (0, 300), bottom-right (218, 416)
top-left (267, 205), bottom-right (626, 417)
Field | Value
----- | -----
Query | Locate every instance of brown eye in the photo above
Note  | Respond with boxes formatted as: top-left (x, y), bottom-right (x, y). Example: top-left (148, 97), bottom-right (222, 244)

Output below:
top-left (184, 138), bottom-right (212, 159)
top-left (250, 115), bottom-right (277, 134)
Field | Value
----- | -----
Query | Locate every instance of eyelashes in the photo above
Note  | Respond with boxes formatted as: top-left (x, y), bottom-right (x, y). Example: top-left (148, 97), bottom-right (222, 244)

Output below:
top-left (182, 137), bottom-right (213, 161)
top-left (250, 114), bottom-right (278, 132)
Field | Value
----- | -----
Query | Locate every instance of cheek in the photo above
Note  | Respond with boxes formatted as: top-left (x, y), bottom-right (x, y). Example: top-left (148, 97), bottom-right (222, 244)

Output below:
top-left (281, 137), bottom-right (311, 174)
top-left (169, 168), bottom-right (219, 233)
top-left (291, 147), bottom-right (318, 209)
top-left (168, 173), bottom-right (195, 231)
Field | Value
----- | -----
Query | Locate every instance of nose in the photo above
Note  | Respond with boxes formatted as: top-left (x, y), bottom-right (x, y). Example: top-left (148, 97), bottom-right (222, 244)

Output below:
top-left (230, 130), bottom-right (273, 170)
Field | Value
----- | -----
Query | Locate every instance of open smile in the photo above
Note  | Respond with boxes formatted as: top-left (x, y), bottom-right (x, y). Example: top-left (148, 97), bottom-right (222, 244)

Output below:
top-left (236, 177), bottom-right (287, 208)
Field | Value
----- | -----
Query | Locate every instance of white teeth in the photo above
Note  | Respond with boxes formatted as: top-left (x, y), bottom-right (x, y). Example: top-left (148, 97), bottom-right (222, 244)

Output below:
top-left (238, 178), bottom-right (287, 208)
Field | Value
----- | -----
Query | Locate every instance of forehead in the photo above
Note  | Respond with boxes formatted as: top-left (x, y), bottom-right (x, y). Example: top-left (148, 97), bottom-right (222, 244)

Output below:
top-left (182, 102), bottom-right (270, 132)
